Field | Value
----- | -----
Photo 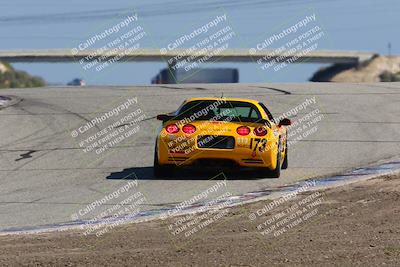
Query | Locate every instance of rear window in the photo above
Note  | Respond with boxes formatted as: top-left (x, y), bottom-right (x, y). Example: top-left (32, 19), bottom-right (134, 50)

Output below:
top-left (258, 102), bottom-right (275, 121)
top-left (175, 100), bottom-right (261, 122)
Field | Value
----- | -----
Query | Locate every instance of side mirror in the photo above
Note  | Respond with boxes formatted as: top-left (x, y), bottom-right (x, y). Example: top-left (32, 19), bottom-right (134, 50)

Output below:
top-left (156, 114), bottom-right (174, 122)
top-left (278, 118), bottom-right (291, 127)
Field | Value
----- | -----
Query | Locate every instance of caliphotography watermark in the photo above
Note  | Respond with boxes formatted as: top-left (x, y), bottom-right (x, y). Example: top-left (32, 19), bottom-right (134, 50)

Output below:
top-left (70, 97), bottom-right (146, 155)
top-left (69, 180), bottom-right (146, 237)
top-left (248, 180), bottom-right (326, 238)
top-left (276, 96), bottom-right (325, 148)
top-left (249, 13), bottom-right (326, 73)
top-left (286, 107), bottom-right (324, 147)
top-left (158, 96), bottom-right (325, 168)
top-left (160, 98), bottom-right (237, 164)
top-left (71, 12), bottom-right (147, 74)
top-left (159, 12), bottom-right (236, 82)
top-left (160, 175), bottom-right (233, 247)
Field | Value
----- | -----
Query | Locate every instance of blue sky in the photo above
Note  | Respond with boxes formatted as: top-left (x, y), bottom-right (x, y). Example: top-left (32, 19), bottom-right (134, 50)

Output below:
top-left (0, 0), bottom-right (399, 85)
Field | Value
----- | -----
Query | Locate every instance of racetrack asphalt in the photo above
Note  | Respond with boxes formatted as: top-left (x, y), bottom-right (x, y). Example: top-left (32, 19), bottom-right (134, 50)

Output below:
top-left (0, 82), bottom-right (399, 231)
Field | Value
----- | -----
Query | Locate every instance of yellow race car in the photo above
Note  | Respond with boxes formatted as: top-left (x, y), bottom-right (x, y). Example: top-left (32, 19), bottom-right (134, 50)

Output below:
top-left (154, 97), bottom-right (291, 178)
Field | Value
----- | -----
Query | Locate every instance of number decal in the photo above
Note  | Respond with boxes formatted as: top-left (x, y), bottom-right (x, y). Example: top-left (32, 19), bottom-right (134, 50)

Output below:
top-left (259, 138), bottom-right (267, 152)
top-left (249, 138), bottom-right (267, 152)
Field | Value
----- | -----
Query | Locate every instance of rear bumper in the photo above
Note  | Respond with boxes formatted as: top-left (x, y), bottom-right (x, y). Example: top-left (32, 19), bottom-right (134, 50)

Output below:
top-left (157, 136), bottom-right (279, 169)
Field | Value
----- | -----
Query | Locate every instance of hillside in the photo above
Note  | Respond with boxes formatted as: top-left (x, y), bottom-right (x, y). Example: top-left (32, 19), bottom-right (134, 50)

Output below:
top-left (310, 56), bottom-right (400, 82)
top-left (0, 62), bottom-right (45, 89)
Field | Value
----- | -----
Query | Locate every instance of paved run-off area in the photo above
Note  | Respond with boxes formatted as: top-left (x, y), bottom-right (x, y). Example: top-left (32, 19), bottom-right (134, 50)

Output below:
top-left (0, 83), bottom-right (399, 231)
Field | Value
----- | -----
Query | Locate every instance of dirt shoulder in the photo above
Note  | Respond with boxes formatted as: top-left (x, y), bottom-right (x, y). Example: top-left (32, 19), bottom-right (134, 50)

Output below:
top-left (1, 175), bottom-right (399, 267)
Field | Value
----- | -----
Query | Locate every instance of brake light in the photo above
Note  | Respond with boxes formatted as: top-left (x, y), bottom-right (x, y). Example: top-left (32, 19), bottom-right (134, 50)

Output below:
top-left (165, 124), bottom-right (179, 134)
top-left (182, 124), bottom-right (196, 134)
top-left (236, 126), bottom-right (250, 136)
top-left (254, 127), bottom-right (267, 136)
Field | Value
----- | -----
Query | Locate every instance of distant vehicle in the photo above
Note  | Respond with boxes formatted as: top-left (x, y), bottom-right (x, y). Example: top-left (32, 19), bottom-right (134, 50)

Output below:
top-left (67, 78), bottom-right (86, 86)
top-left (151, 68), bottom-right (239, 84)
top-left (154, 97), bottom-right (291, 178)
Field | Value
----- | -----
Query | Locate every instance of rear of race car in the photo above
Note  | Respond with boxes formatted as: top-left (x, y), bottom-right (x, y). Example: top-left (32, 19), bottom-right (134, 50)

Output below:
top-left (156, 120), bottom-right (282, 171)
top-left (153, 98), bottom-right (289, 177)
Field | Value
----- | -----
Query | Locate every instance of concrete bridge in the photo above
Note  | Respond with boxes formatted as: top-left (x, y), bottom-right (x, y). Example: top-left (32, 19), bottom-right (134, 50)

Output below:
top-left (0, 49), bottom-right (377, 65)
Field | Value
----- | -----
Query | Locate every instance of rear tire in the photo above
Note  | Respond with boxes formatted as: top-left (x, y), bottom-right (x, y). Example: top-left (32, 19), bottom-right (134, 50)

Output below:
top-left (281, 142), bottom-right (288, 170)
top-left (153, 144), bottom-right (175, 178)
top-left (269, 149), bottom-right (281, 178)
top-left (258, 149), bottom-right (281, 178)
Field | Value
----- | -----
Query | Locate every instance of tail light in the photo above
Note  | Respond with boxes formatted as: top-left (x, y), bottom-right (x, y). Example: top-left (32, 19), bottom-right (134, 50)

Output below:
top-left (182, 124), bottom-right (196, 134)
top-left (254, 127), bottom-right (267, 136)
top-left (165, 124), bottom-right (179, 134)
top-left (236, 126), bottom-right (250, 136)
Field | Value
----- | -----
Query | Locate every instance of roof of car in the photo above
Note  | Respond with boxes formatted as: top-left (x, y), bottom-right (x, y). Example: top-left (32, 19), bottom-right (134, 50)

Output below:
top-left (184, 97), bottom-right (260, 105)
